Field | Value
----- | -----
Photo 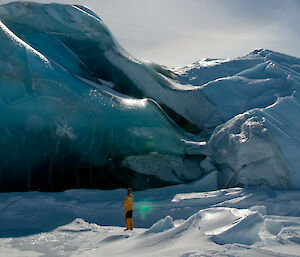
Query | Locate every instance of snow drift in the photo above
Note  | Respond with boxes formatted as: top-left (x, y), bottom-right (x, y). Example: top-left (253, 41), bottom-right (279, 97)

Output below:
top-left (1, 187), bottom-right (300, 256)
top-left (0, 2), bottom-right (300, 191)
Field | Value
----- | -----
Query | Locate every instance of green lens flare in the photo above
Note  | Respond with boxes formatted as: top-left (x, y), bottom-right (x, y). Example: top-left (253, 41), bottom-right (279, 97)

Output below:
top-left (136, 201), bottom-right (153, 220)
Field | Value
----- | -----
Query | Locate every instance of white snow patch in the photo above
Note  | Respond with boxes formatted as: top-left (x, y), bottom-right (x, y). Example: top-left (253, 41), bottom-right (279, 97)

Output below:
top-left (145, 216), bottom-right (175, 234)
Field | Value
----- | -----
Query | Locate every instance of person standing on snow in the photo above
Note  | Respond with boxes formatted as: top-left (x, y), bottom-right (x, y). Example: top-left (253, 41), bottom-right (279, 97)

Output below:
top-left (123, 188), bottom-right (133, 230)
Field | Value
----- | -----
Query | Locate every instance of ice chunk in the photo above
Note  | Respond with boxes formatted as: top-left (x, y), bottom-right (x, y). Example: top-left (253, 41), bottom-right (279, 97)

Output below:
top-left (208, 111), bottom-right (291, 189)
top-left (121, 153), bottom-right (205, 183)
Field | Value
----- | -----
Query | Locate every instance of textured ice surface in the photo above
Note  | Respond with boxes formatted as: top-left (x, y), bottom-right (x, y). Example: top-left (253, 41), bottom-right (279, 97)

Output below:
top-left (0, 2), bottom-right (206, 191)
top-left (174, 49), bottom-right (300, 189)
top-left (1, 2), bottom-right (300, 191)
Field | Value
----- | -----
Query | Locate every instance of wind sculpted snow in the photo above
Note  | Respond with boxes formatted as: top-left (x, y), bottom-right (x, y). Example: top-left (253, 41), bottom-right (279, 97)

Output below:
top-left (1, 187), bottom-right (300, 256)
top-left (0, 2), bottom-right (300, 191)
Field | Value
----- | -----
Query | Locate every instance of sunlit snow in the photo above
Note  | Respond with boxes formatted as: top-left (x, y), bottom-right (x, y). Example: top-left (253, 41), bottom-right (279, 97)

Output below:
top-left (1, 186), bottom-right (300, 256)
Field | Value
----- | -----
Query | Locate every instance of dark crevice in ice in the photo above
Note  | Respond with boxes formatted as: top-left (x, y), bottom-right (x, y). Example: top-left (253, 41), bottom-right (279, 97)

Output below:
top-left (160, 104), bottom-right (201, 134)
top-left (0, 156), bottom-right (179, 192)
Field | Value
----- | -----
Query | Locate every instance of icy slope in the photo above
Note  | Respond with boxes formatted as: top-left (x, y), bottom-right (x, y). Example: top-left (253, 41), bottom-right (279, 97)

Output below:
top-left (174, 49), bottom-right (297, 133)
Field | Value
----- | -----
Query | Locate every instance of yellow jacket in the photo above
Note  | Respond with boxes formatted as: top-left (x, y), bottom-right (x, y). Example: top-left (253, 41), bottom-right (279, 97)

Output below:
top-left (123, 193), bottom-right (133, 212)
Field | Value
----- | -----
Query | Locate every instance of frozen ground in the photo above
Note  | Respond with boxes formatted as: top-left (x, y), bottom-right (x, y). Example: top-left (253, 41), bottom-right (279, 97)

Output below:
top-left (1, 184), bottom-right (300, 256)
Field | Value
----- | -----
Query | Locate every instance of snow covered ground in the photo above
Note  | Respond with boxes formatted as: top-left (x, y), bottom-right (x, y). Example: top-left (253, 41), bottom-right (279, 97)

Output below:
top-left (1, 184), bottom-right (300, 256)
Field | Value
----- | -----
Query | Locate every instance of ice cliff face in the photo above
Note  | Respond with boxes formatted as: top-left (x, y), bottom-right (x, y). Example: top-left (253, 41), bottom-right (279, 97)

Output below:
top-left (0, 2), bottom-right (299, 191)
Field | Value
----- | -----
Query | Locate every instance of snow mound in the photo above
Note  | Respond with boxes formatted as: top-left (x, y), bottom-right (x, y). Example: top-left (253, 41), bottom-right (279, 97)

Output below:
top-left (58, 218), bottom-right (96, 233)
top-left (207, 209), bottom-right (263, 245)
top-left (145, 216), bottom-right (175, 234)
top-left (163, 207), bottom-right (263, 246)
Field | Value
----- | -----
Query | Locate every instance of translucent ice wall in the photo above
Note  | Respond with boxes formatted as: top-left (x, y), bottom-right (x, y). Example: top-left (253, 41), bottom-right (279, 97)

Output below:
top-left (0, 2), bottom-right (206, 191)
